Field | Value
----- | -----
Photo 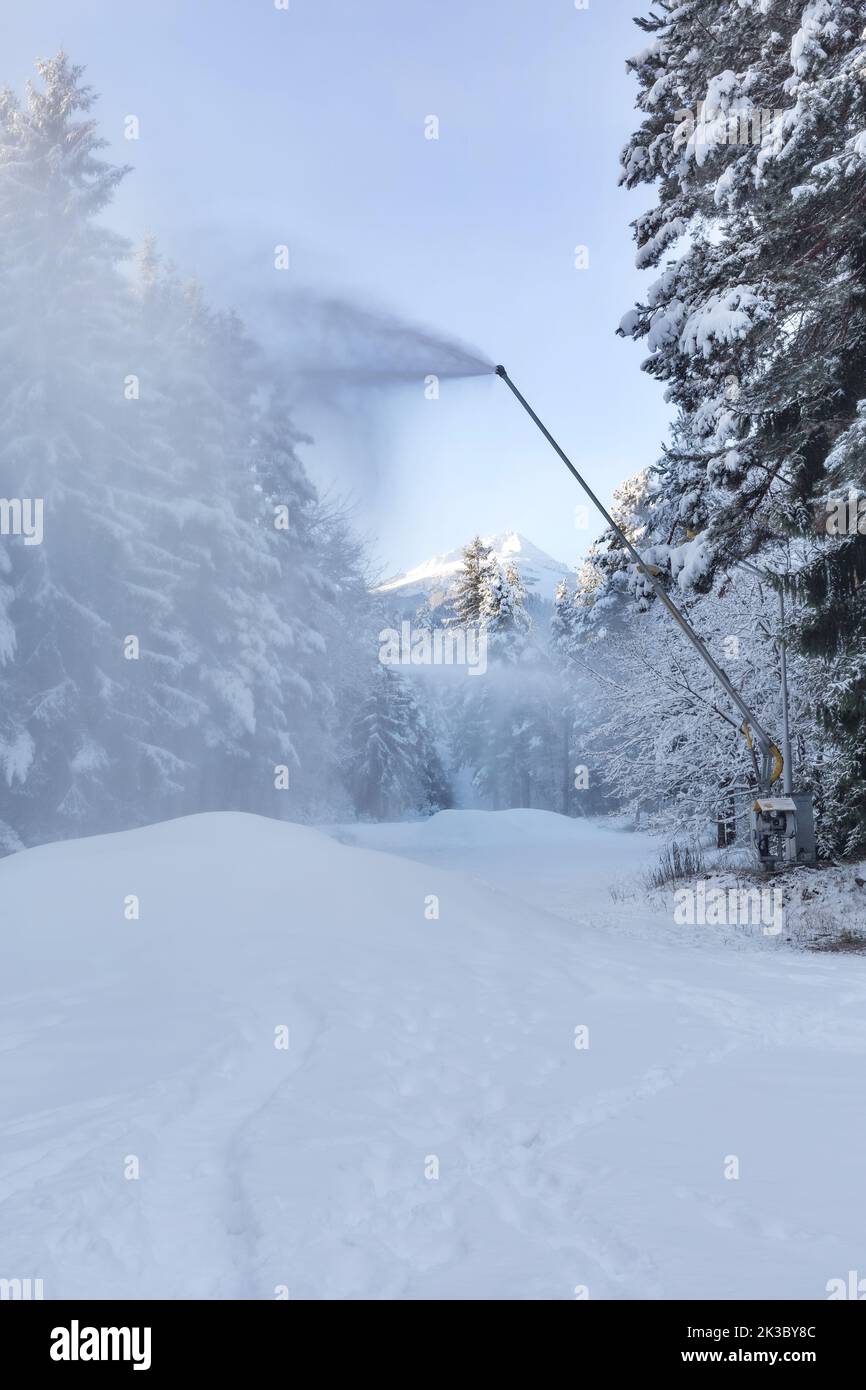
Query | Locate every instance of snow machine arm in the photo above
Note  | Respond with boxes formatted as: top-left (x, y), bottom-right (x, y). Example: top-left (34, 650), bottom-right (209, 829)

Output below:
top-left (493, 365), bottom-right (783, 794)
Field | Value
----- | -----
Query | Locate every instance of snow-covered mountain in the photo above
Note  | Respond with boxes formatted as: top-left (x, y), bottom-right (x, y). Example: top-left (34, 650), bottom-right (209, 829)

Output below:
top-left (375, 531), bottom-right (571, 611)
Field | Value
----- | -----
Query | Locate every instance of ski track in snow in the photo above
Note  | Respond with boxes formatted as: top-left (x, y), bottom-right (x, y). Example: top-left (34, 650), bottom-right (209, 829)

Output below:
top-left (1, 809), bottom-right (865, 1300)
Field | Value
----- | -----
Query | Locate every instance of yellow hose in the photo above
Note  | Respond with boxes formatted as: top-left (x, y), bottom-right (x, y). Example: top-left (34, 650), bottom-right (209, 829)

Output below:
top-left (741, 722), bottom-right (784, 785)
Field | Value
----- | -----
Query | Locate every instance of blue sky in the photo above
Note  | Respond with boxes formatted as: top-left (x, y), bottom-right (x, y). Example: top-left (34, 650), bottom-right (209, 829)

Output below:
top-left (3, 0), bottom-right (670, 575)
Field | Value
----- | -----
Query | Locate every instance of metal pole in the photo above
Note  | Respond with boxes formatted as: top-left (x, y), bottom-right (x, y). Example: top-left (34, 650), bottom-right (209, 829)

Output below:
top-left (494, 364), bottom-right (780, 787)
top-left (778, 587), bottom-right (794, 795)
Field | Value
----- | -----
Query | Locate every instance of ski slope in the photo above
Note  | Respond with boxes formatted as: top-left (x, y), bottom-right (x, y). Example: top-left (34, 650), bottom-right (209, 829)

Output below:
top-left (1, 809), bottom-right (864, 1301)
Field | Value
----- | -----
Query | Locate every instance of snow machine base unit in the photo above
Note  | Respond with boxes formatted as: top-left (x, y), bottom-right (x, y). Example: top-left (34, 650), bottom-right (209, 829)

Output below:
top-left (750, 793), bottom-right (817, 869)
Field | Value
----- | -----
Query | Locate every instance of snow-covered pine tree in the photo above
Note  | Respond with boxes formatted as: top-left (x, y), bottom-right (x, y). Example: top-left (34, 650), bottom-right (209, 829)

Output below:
top-left (549, 576), bottom-right (627, 819)
top-left (500, 561), bottom-right (532, 646)
top-left (308, 505), bottom-right (392, 817)
top-left (550, 579), bottom-right (577, 660)
top-left (0, 53), bottom-right (383, 845)
top-left (457, 544), bottom-right (565, 809)
top-left (0, 53), bottom-right (139, 845)
top-left (575, 470), bottom-right (659, 620)
top-left (616, 3), bottom-right (866, 851)
top-left (575, 565), bottom-right (820, 840)
top-left (110, 232), bottom-right (317, 825)
top-left (450, 536), bottom-right (493, 627)
top-left (244, 380), bottom-right (364, 819)
top-left (475, 553), bottom-right (532, 651)
top-left (487, 557), bottom-right (543, 804)
top-left (447, 539), bottom-right (500, 804)
top-left (347, 663), bottom-right (450, 820)
top-left (549, 578), bottom-right (586, 815)
top-left (124, 237), bottom-right (387, 826)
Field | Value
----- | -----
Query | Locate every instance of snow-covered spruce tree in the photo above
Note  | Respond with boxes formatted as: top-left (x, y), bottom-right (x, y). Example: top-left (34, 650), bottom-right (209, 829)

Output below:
top-left (575, 566), bottom-right (819, 839)
top-left (444, 538), bottom-right (490, 801)
top-left (451, 547), bottom-right (565, 810)
top-left (0, 54), bottom-right (377, 845)
top-left (448, 544), bottom-right (504, 807)
top-left (347, 663), bottom-right (451, 820)
top-left (450, 536), bottom-right (493, 627)
top-left (616, 3), bottom-right (866, 851)
top-left (551, 578), bottom-right (578, 661)
top-left (241, 379), bottom-right (373, 820)
top-left (549, 579), bottom-right (618, 818)
top-left (488, 560), bottom-right (550, 807)
top-left (95, 223), bottom-right (344, 827)
top-left (570, 470), bottom-right (660, 625)
top-left (470, 556), bottom-right (525, 805)
top-left (797, 406), bottom-right (866, 854)
top-left (0, 54), bottom-right (137, 846)
top-left (489, 561), bottom-right (532, 649)
top-left (309, 507), bottom-right (406, 818)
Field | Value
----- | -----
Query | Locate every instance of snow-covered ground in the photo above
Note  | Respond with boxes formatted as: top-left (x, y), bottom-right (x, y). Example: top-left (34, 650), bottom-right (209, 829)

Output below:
top-left (1, 808), bottom-right (865, 1300)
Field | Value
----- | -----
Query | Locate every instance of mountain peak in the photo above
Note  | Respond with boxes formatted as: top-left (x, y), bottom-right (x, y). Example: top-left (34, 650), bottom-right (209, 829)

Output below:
top-left (375, 531), bottom-right (571, 607)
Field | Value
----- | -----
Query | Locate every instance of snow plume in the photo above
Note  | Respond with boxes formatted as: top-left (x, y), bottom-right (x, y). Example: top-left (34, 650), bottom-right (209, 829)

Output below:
top-left (253, 286), bottom-right (492, 386)
top-left (240, 284), bottom-right (492, 505)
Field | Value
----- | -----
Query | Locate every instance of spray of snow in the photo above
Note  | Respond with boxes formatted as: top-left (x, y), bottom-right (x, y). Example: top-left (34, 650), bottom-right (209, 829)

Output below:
top-left (252, 287), bottom-right (492, 386)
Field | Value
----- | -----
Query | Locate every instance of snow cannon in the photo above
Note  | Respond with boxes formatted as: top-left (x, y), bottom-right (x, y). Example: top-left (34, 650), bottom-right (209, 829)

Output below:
top-left (495, 368), bottom-right (817, 870)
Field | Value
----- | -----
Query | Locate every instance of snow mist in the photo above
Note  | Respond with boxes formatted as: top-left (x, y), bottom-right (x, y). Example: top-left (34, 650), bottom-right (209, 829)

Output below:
top-left (246, 285), bottom-right (493, 506)
top-left (255, 288), bottom-right (493, 386)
